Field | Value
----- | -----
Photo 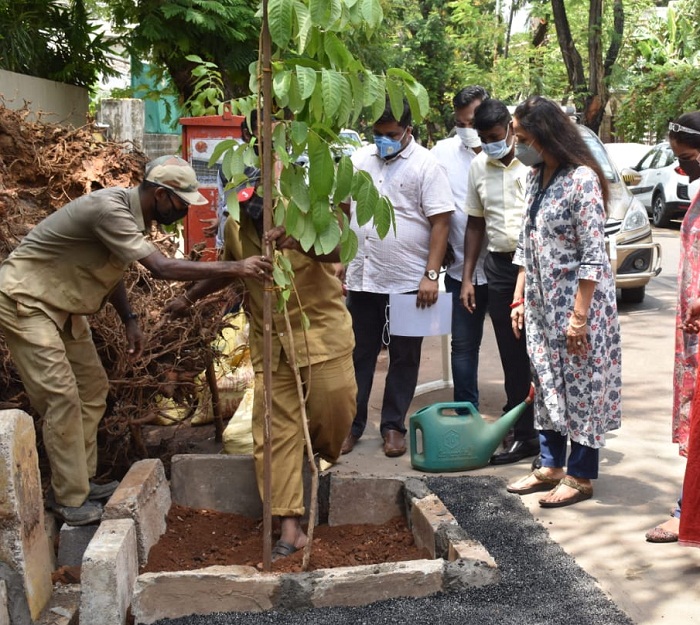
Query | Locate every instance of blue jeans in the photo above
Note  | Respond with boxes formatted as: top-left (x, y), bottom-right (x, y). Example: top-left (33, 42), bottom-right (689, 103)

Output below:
top-left (444, 274), bottom-right (488, 409)
top-left (539, 430), bottom-right (599, 479)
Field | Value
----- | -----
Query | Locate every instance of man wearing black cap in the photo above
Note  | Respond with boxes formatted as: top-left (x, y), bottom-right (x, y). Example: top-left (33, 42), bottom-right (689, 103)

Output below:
top-left (0, 155), bottom-right (273, 526)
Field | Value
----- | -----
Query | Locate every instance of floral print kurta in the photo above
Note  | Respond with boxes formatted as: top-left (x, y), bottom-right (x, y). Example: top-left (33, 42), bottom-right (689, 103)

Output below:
top-left (514, 165), bottom-right (621, 447)
top-left (673, 193), bottom-right (700, 457)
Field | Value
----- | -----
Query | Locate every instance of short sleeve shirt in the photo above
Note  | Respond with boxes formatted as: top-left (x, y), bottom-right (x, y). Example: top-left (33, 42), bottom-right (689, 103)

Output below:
top-left (465, 152), bottom-right (528, 253)
top-left (0, 187), bottom-right (156, 326)
top-left (345, 138), bottom-right (455, 293)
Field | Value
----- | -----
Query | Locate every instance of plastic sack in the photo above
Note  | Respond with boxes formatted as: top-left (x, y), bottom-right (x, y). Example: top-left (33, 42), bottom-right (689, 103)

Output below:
top-left (222, 386), bottom-right (254, 455)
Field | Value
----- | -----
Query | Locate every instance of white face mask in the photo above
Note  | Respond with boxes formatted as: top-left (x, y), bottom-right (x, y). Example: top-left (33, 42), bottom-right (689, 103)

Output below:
top-left (455, 127), bottom-right (481, 149)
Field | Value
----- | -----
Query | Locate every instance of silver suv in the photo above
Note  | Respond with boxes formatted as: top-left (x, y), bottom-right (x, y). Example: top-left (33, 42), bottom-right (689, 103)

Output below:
top-left (579, 126), bottom-right (662, 303)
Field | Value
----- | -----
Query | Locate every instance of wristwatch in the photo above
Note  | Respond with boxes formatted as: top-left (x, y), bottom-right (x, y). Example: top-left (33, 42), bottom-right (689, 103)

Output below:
top-left (424, 269), bottom-right (439, 281)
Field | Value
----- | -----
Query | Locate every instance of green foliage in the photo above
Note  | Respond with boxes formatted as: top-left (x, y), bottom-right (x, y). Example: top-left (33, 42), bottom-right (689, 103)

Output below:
top-left (220, 0), bottom-right (426, 267)
top-left (104, 0), bottom-right (261, 101)
top-left (615, 64), bottom-right (700, 142)
top-left (0, 0), bottom-right (120, 87)
top-left (182, 55), bottom-right (226, 117)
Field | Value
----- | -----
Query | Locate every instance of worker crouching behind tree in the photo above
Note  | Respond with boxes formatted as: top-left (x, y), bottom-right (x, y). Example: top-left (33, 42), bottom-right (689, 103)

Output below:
top-left (165, 193), bottom-right (356, 562)
top-left (0, 156), bottom-right (273, 526)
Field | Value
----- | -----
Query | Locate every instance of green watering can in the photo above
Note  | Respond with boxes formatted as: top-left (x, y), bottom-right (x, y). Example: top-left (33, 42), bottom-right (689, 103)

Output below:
top-left (409, 385), bottom-right (535, 472)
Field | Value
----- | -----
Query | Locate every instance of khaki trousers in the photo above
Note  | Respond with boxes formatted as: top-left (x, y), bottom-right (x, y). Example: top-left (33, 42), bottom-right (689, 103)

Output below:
top-left (0, 292), bottom-right (109, 506)
top-left (252, 352), bottom-right (356, 517)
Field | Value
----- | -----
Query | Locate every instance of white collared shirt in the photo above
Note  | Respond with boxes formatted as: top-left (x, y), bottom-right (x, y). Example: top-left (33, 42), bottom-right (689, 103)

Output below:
top-left (465, 151), bottom-right (528, 253)
top-left (431, 135), bottom-right (488, 285)
top-left (346, 138), bottom-right (455, 294)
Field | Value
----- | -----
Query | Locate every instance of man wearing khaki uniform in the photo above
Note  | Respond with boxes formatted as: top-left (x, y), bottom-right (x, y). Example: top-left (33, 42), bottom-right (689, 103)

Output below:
top-left (0, 156), bottom-right (273, 525)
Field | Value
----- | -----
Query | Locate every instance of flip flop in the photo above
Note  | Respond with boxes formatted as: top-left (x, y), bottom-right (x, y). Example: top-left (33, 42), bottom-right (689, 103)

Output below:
top-left (506, 469), bottom-right (561, 495)
top-left (271, 539), bottom-right (299, 562)
top-left (539, 476), bottom-right (593, 508)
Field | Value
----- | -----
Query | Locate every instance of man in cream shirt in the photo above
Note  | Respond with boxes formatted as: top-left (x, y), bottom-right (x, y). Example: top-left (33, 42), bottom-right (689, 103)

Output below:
top-left (461, 99), bottom-right (537, 465)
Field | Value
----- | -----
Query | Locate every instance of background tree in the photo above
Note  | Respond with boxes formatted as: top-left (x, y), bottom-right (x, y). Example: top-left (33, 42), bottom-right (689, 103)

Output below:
top-left (0, 0), bottom-right (118, 87)
top-left (103, 0), bottom-right (261, 102)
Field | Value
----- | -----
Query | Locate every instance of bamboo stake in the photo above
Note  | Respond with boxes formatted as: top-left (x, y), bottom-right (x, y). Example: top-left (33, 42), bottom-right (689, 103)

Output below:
top-left (204, 360), bottom-right (223, 442)
top-left (282, 307), bottom-right (318, 572)
top-left (260, 0), bottom-right (274, 573)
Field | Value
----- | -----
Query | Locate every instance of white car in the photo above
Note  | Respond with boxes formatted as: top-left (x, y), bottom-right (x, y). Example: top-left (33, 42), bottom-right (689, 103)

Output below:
top-left (604, 142), bottom-right (651, 172)
top-left (621, 141), bottom-right (695, 227)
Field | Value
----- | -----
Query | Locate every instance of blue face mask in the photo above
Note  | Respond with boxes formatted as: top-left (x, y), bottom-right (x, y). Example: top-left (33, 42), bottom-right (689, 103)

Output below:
top-left (481, 126), bottom-right (513, 161)
top-left (374, 129), bottom-right (407, 159)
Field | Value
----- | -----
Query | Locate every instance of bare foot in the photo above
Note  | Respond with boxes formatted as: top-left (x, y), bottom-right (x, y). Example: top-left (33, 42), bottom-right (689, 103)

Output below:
top-left (507, 467), bottom-right (565, 494)
top-left (279, 516), bottom-right (308, 551)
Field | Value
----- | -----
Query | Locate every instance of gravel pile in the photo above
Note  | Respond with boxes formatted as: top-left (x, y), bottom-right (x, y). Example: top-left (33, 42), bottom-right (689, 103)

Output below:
top-left (150, 476), bottom-right (634, 625)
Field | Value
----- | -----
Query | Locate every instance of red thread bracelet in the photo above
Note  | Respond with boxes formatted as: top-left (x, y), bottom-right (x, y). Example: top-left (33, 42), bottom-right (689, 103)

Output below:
top-left (509, 299), bottom-right (524, 309)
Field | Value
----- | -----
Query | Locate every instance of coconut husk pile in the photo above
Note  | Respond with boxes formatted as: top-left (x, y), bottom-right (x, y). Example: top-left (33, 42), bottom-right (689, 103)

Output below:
top-left (0, 103), bottom-right (237, 476)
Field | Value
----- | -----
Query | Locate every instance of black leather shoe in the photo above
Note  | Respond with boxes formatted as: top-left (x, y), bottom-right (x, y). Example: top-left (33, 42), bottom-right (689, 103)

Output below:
top-left (490, 438), bottom-right (540, 465)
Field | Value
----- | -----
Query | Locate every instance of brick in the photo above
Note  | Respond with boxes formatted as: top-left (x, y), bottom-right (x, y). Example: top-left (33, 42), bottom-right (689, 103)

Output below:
top-left (103, 459), bottom-right (171, 565)
top-left (57, 525), bottom-right (98, 568)
top-left (409, 493), bottom-right (458, 558)
top-left (328, 476), bottom-right (404, 526)
top-left (132, 567), bottom-right (279, 624)
top-left (0, 410), bottom-right (53, 619)
top-left (80, 519), bottom-right (138, 625)
top-left (307, 560), bottom-right (444, 608)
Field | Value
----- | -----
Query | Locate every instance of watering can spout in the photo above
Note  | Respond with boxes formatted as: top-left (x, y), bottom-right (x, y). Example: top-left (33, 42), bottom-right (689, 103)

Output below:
top-left (487, 384), bottom-right (535, 446)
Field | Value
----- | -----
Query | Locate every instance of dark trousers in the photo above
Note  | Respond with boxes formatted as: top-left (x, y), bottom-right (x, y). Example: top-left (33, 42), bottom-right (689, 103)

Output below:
top-left (346, 291), bottom-right (423, 438)
top-left (539, 431), bottom-right (599, 479)
top-left (484, 252), bottom-right (536, 441)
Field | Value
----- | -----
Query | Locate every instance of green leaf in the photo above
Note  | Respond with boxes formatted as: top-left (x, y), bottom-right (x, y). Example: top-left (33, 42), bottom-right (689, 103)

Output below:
top-left (340, 228), bottom-right (359, 264)
top-left (286, 74), bottom-right (305, 114)
top-left (278, 254), bottom-right (293, 273)
top-left (299, 215), bottom-right (317, 251)
top-left (387, 79), bottom-right (404, 122)
top-left (311, 197), bottom-right (332, 233)
top-left (248, 61), bottom-right (259, 94)
top-left (308, 133), bottom-right (334, 198)
top-left (359, 0), bottom-right (383, 29)
top-left (321, 69), bottom-right (344, 121)
top-left (273, 122), bottom-right (289, 164)
top-left (268, 0), bottom-right (293, 49)
top-left (221, 144), bottom-right (244, 182)
top-left (348, 72), bottom-right (364, 124)
top-left (353, 171), bottom-right (379, 226)
top-left (285, 198), bottom-right (301, 238)
top-left (374, 196), bottom-right (394, 239)
top-left (336, 75), bottom-right (353, 129)
top-left (208, 139), bottom-right (237, 167)
top-left (273, 70), bottom-right (292, 105)
top-left (293, 0), bottom-right (312, 53)
top-left (333, 155), bottom-right (353, 204)
top-left (324, 32), bottom-right (351, 68)
top-left (309, 0), bottom-right (341, 28)
top-left (404, 80), bottom-right (430, 122)
top-left (274, 198), bottom-right (286, 227)
top-left (295, 65), bottom-right (317, 99)
top-left (290, 121), bottom-right (309, 148)
top-left (272, 265), bottom-right (288, 287)
top-left (225, 191), bottom-right (240, 222)
top-left (318, 218), bottom-right (341, 255)
top-left (364, 71), bottom-right (385, 107)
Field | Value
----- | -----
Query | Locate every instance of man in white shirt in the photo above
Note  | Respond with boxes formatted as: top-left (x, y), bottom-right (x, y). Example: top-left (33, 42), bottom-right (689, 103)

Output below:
top-left (341, 99), bottom-right (454, 457)
top-left (462, 99), bottom-right (538, 465)
top-left (431, 85), bottom-right (490, 411)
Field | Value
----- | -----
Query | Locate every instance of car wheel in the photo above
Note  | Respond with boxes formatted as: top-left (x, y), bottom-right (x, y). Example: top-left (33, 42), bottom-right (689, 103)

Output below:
top-left (620, 286), bottom-right (645, 304)
top-left (652, 193), bottom-right (671, 227)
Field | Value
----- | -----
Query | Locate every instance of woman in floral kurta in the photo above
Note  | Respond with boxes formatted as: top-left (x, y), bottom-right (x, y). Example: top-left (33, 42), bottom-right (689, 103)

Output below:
top-left (505, 96), bottom-right (622, 508)
top-left (646, 114), bottom-right (700, 544)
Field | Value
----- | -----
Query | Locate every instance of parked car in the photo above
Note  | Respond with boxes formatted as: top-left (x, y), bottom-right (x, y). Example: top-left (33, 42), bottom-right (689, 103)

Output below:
top-left (604, 142), bottom-right (651, 172)
top-left (580, 126), bottom-right (662, 303)
top-left (619, 141), bottom-right (694, 227)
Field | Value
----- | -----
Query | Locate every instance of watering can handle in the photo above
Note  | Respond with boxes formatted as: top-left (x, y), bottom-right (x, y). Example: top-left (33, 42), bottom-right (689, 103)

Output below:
top-left (432, 403), bottom-right (481, 418)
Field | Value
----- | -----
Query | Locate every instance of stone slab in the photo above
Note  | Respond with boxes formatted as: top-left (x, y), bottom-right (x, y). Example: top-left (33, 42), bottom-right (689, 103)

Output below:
top-left (170, 455), bottom-right (262, 517)
top-left (103, 459), bottom-right (171, 565)
top-left (307, 560), bottom-right (445, 608)
top-left (409, 492), bottom-right (459, 559)
top-left (0, 410), bottom-right (53, 619)
top-left (0, 580), bottom-right (9, 625)
top-left (36, 584), bottom-right (80, 625)
top-left (327, 476), bottom-right (405, 526)
top-left (80, 519), bottom-right (138, 625)
top-left (132, 567), bottom-right (279, 624)
top-left (57, 525), bottom-right (98, 568)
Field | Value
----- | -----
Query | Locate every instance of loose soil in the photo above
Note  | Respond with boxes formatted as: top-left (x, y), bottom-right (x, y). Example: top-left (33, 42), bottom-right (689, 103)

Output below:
top-left (141, 504), bottom-right (431, 574)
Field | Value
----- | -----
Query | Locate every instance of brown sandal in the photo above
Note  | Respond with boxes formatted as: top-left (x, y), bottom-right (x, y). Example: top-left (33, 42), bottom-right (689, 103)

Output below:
top-left (506, 469), bottom-right (561, 495)
top-left (539, 476), bottom-right (593, 508)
